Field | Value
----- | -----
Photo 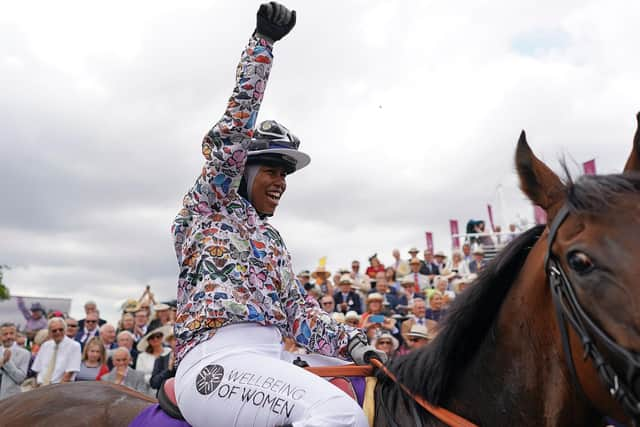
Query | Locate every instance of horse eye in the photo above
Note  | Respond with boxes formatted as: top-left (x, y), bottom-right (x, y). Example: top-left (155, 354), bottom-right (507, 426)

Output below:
top-left (567, 251), bottom-right (594, 274)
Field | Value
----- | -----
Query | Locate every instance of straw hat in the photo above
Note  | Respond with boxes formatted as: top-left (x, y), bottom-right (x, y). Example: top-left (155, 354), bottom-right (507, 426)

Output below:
top-left (400, 275), bottom-right (415, 286)
top-left (472, 246), bottom-right (485, 255)
top-left (332, 312), bottom-right (346, 323)
top-left (153, 303), bottom-right (170, 312)
top-left (137, 325), bottom-right (173, 352)
top-left (372, 331), bottom-right (399, 351)
top-left (407, 324), bottom-right (435, 340)
top-left (338, 274), bottom-right (354, 286)
top-left (345, 311), bottom-right (361, 321)
top-left (409, 257), bottom-right (422, 265)
top-left (366, 292), bottom-right (384, 303)
top-left (121, 299), bottom-right (141, 313)
top-left (408, 247), bottom-right (419, 254)
top-left (434, 250), bottom-right (447, 258)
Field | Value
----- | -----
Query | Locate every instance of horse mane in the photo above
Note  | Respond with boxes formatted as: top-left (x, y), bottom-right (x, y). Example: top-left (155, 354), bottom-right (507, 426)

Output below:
top-left (564, 170), bottom-right (640, 214)
top-left (386, 224), bottom-right (546, 405)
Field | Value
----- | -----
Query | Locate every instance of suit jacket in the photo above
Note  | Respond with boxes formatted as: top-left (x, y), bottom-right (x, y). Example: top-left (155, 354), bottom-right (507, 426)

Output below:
top-left (333, 291), bottom-right (362, 314)
top-left (74, 328), bottom-right (100, 349)
top-left (149, 351), bottom-right (175, 391)
top-left (0, 345), bottom-right (30, 400)
top-left (102, 368), bottom-right (149, 395)
top-left (419, 262), bottom-right (440, 276)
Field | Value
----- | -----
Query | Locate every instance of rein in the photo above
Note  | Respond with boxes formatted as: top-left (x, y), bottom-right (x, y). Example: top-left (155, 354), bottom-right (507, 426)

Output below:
top-left (545, 204), bottom-right (640, 421)
top-left (370, 358), bottom-right (478, 427)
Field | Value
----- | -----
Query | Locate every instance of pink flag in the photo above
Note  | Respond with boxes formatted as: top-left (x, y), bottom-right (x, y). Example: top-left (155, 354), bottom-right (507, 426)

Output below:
top-left (583, 159), bottom-right (597, 175)
top-left (487, 204), bottom-right (496, 232)
top-left (534, 205), bottom-right (547, 225)
top-left (425, 232), bottom-right (434, 252)
top-left (449, 220), bottom-right (460, 249)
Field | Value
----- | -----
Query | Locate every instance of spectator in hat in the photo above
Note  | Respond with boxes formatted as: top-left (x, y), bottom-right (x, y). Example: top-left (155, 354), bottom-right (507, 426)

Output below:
top-left (150, 327), bottom-right (177, 393)
top-left (372, 331), bottom-right (399, 360)
top-left (419, 250), bottom-right (440, 278)
top-left (32, 317), bottom-right (81, 385)
top-left (397, 276), bottom-right (425, 311)
top-left (148, 304), bottom-right (172, 330)
top-left (391, 249), bottom-right (410, 277)
top-left (469, 247), bottom-right (488, 273)
top-left (311, 265), bottom-right (333, 296)
top-left (65, 317), bottom-right (79, 340)
top-left (135, 325), bottom-right (172, 388)
top-left (333, 274), bottom-right (363, 315)
top-left (0, 322), bottom-right (30, 399)
top-left (433, 251), bottom-right (448, 272)
top-left (16, 298), bottom-right (48, 335)
top-left (453, 274), bottom-right (477, 295)
top-left (75, 336), bottom-right (109, 381)
top-left (400, 298), bottom-right (437, 344)
top-left (360, 293), bottom-right (397, 339)
top-left (78, 301), bottom-right (107, 330)
top-left (371, 271), bottom-right (401, 314)
top-left (332, 312), bottom-right (346, 324)
top-left (365, 254), bottom-right (385, 279)
top-left (102, 347), bottom-right (149, 395)
top-left (344, 311), bottom-right (361, 328)
top-left (74, 311), bottom-right (100, 349)
top-left (408, 258), bottom-right (430, 292)
top-left (405, 324), bottom-right (434, 351)
top-left (406, 247), bottom-right (422, 265)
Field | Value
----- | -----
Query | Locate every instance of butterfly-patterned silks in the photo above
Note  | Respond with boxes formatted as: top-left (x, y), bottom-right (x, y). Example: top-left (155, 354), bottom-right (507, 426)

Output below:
top-left (171, 35), bottom-right (355, 367)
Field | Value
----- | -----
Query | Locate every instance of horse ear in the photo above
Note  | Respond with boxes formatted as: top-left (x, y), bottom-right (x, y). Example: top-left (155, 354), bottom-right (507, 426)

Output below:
top-left (623, 112), bottom-right (640, 173)
top-left (515, 131), bottom-right (565, 211)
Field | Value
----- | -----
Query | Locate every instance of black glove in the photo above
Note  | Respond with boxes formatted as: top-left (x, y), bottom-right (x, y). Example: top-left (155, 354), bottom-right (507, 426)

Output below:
top-left (347, 330), bottom-right (388, 365)
top-left (255, 2), bottom-right (296, 43)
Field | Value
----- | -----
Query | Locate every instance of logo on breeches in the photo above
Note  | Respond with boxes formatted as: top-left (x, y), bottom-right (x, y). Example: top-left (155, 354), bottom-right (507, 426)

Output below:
top-left (196, 364), bottom-right (224, 395)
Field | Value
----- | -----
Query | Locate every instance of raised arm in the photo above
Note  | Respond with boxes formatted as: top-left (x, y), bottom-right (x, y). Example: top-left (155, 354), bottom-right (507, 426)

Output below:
top-left (184, 3), bottom-right (296, 207)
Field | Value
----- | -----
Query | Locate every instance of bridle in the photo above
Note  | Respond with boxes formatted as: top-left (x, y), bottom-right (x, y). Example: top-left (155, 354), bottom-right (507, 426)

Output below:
top-left (545, 204), bottom-right (640, 422)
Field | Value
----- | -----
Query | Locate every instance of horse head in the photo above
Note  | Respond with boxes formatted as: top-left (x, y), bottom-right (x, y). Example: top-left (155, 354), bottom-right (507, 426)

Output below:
top-left (515, 113), bottom-right (640, 423)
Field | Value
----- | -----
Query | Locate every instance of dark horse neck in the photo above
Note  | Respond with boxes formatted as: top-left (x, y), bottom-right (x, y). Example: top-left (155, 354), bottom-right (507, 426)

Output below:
top-left (444, 240), bottom-right (601, 427)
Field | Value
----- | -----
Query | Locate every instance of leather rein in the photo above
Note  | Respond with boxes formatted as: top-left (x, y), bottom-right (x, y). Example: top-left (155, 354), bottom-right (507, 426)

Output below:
top-left (545, 204), bottom-right (640, 421)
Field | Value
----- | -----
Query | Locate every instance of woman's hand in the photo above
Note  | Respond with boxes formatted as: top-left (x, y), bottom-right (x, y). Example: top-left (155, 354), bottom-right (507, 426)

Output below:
top-left (255, 2), bottom-right (296, 43)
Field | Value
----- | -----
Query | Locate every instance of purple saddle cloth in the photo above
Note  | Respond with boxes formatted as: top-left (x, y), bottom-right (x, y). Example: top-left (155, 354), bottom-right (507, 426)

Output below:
top-left (129, 404), bottom-right (191, 427)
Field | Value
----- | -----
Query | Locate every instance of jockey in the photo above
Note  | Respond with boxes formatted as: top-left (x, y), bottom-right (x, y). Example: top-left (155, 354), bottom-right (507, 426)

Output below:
top-left (172, 3), bottom-right (384, 426)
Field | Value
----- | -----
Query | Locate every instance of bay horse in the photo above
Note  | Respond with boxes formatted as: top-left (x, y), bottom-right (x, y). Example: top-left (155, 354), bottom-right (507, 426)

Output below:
top-left (375, 113), bottom-right (640, 426)
top-left (1, 114), bottom-right (639, 427)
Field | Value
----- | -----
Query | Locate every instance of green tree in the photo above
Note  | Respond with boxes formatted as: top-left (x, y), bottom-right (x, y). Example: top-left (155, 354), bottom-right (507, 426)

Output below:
top-left (0, 265), bottom-right (10, 300)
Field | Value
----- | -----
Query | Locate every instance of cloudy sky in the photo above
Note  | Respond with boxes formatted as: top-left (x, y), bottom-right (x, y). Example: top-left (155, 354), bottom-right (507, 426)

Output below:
top-left (2, 0), bottom-right (639, 323)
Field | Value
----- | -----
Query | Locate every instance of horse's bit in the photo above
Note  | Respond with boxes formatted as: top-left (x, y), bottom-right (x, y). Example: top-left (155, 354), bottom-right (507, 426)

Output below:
top-left (545, 204), bottom-right (640, 421)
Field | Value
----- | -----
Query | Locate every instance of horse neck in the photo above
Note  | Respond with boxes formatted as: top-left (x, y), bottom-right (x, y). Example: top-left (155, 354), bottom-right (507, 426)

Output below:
top-left (445, 239), bottom-right (601, 427)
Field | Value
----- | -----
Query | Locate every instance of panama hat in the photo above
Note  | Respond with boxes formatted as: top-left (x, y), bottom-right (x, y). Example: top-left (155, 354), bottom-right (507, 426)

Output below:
top-left (407, 324), bottom-right (435, 340)
top-left (372, 331), bottom-right (399, 351)
top-left (137, 325), bottom-right (173, 352)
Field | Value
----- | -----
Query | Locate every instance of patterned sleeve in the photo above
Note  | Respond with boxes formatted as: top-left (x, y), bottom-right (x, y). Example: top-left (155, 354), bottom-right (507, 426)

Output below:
top-left (179, 35), bottom-right (274, 213)
top-left (280, 270), bottom-right (357, 360)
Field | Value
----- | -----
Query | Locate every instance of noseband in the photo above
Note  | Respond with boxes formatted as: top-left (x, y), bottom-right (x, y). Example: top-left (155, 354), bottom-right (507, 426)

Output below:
top-left (545, 204), bottom-right (640, 421)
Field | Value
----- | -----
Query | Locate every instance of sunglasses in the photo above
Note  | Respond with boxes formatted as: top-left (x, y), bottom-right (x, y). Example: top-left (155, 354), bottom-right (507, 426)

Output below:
top-left (321, 301), bottom-right (334, 306)
top-left (377, 341), bottom-right (392, 346)
top-left (408, 337), bottom-right (424, 343)
top-left (148, 334), bottom-right (163, 340)
top-left (85, 320), bottom-right (97, 323)
top-left (67, 324), bottom-right (78, 327)
top-left (50, 328), bottom-right (64, 333)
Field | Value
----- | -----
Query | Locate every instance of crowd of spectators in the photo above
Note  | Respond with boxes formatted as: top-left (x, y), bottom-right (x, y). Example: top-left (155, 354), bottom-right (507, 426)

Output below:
top-left (0, 234), bottom-right (512, 402)
top-left (0, 297), bottom-right (177, 399)
top-left (296, 242), bottom-right (491, 360)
